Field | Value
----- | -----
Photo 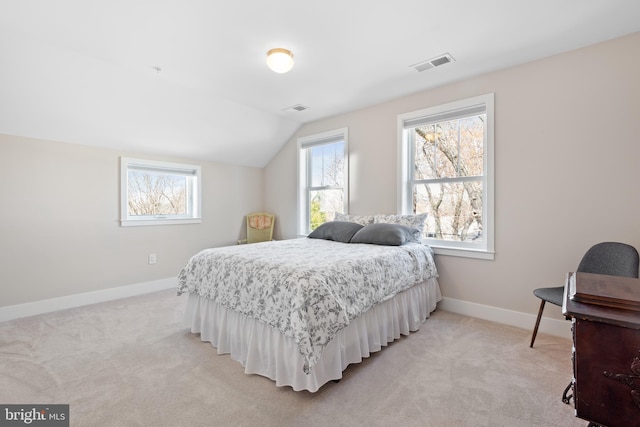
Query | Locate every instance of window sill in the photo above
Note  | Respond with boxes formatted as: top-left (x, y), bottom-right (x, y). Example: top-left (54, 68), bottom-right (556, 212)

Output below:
top-left (430, 246), bottom-right (495, 260)
top-left (120, 218), bottom-right (201, 227)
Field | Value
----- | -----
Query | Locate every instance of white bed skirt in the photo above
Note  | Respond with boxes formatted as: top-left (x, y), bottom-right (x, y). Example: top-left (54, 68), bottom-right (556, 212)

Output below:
top-left (183, 278), bottom-right (442, 392)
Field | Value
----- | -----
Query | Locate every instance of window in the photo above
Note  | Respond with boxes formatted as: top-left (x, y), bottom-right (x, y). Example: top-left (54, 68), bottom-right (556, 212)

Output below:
top-left (120, 157), bottom-right (201, 227)
top-left (398, 93), bottom-right (494, 259)
top-left (297, 128), bottom-right (348, 235)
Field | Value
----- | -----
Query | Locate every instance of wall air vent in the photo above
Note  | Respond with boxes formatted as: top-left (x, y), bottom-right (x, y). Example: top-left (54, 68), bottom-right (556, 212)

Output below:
top-left (410, 53), bottom-right (455, 72)
top-left (282, 104), bottom-right (310, 112)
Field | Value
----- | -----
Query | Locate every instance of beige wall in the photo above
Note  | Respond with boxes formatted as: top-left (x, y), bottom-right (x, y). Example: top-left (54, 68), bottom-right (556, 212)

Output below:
top-left (2, 32), bottom-right (638, 320)
top-left (0, 134), bottom-right (264, 307)
top-left (265, 32), bottom-right (640, 320)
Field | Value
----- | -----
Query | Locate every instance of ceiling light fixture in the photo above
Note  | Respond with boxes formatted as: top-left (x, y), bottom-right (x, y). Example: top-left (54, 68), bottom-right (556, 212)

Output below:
top-left (266, 48), bottom-right (294, 73)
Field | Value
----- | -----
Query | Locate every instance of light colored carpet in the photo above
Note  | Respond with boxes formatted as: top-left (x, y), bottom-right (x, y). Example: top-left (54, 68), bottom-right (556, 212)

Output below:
top-left (0, 290), bottom-right (584, 427)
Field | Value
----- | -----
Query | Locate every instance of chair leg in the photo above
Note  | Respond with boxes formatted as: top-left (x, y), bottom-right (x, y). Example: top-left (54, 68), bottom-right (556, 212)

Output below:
top-left (530, 300), bottom-right (546, 348)
top-left (562, 380), bottom-right (573, 404)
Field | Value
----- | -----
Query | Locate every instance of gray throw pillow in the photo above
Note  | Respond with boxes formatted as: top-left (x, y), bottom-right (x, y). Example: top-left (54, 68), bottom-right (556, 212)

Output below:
top-left (307, 221), bottom-right (364, 243)
top-left (350, 223), bottom-right (418, 246)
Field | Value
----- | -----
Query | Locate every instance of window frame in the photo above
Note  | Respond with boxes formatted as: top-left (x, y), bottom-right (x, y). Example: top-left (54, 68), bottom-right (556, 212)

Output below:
top-left (397, 93), bottom-right (494, 259)
top-left (297, 127), bottom-right (349, 236)
top-left (120, 157), bottom-right (202, 227)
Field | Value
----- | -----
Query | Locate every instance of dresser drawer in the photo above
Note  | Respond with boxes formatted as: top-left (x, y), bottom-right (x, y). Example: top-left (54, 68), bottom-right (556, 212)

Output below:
top-left (573, 319), bottom-right (640, 427)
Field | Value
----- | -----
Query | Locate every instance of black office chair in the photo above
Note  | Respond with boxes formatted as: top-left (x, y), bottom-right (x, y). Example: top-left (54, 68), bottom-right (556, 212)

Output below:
top-left (530, 242), bottom-right (639, 347)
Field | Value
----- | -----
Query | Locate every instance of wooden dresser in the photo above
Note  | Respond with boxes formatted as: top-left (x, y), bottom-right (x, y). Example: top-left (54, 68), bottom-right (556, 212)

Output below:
top-left (562, 272), bottom-right (640, 427)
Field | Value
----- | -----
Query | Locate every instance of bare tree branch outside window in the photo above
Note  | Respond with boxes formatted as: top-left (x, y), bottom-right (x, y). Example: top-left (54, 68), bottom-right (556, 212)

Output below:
top-left (127, 172), bottom-right (187, 216)
top-left (412, 115), bottom-right (485, 242)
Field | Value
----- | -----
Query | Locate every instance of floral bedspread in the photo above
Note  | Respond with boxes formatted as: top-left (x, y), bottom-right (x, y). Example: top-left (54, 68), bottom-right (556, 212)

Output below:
top-left (177, 238), bottom-right (438, 373)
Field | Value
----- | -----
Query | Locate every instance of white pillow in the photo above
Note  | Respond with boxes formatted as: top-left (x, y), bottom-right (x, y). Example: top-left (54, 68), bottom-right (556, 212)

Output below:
top-left (333, 213), bottom-right (375, 226)
top-left (373, 213), bottom-right (428, 243)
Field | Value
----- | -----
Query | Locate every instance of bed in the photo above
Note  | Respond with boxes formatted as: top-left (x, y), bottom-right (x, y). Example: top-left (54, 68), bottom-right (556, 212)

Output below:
top-left (177, 218), bottom-right (441, 392)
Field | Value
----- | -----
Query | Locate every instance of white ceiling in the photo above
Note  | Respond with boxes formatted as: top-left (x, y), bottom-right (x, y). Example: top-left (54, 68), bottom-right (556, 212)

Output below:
top-left (1, 1), bottom-right (639, 167)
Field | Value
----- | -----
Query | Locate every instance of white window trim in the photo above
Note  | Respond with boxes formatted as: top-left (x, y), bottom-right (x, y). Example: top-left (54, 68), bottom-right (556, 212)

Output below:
top-left (297, 127), bottom-right (349, 236)
top-left (397, 93), bottom-right (494, 260)
top-left (120, 157), bottom-right (202, 227)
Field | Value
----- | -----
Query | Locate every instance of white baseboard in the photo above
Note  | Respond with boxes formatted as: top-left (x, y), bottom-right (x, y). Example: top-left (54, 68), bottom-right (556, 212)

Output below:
top-left (438, 297), bottom-right (572, 341)
top-left (1, 282), bottom-right (572, 342)
top-left (0, 277), bottom-right (177, 323)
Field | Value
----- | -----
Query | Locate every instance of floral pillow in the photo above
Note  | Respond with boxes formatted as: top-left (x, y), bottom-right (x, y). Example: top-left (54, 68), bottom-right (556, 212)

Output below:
top-left (333, 213), bottom-right (375, 226)
top-left (373, 213), bottom-right (428, 243)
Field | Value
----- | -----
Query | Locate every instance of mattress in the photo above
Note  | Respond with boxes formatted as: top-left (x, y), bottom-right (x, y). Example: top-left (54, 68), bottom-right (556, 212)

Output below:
top-left (178, 237), bottom-right (441, 390)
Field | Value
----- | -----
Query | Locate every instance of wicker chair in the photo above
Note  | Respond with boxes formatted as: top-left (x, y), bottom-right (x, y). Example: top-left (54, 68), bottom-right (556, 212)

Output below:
top-left (238, 212), bottom-right (274, 244)
top-left (530, 242), bottom-right (639, 347)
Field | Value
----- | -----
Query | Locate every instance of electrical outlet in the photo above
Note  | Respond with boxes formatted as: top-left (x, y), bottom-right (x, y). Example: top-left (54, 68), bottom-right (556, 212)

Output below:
top-left (148, 253), bottom-right (157, 264)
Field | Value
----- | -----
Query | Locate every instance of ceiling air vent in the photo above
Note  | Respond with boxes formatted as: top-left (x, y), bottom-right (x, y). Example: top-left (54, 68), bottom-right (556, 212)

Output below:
top-left (282, 104), bottom-right (310, 112)
top-left (411, 53), bottom-right (455, 72)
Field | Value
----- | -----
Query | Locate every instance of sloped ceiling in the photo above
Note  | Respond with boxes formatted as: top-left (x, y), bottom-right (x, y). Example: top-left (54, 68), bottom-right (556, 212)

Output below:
top-left (1, 1), bottom-right (639, 167)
